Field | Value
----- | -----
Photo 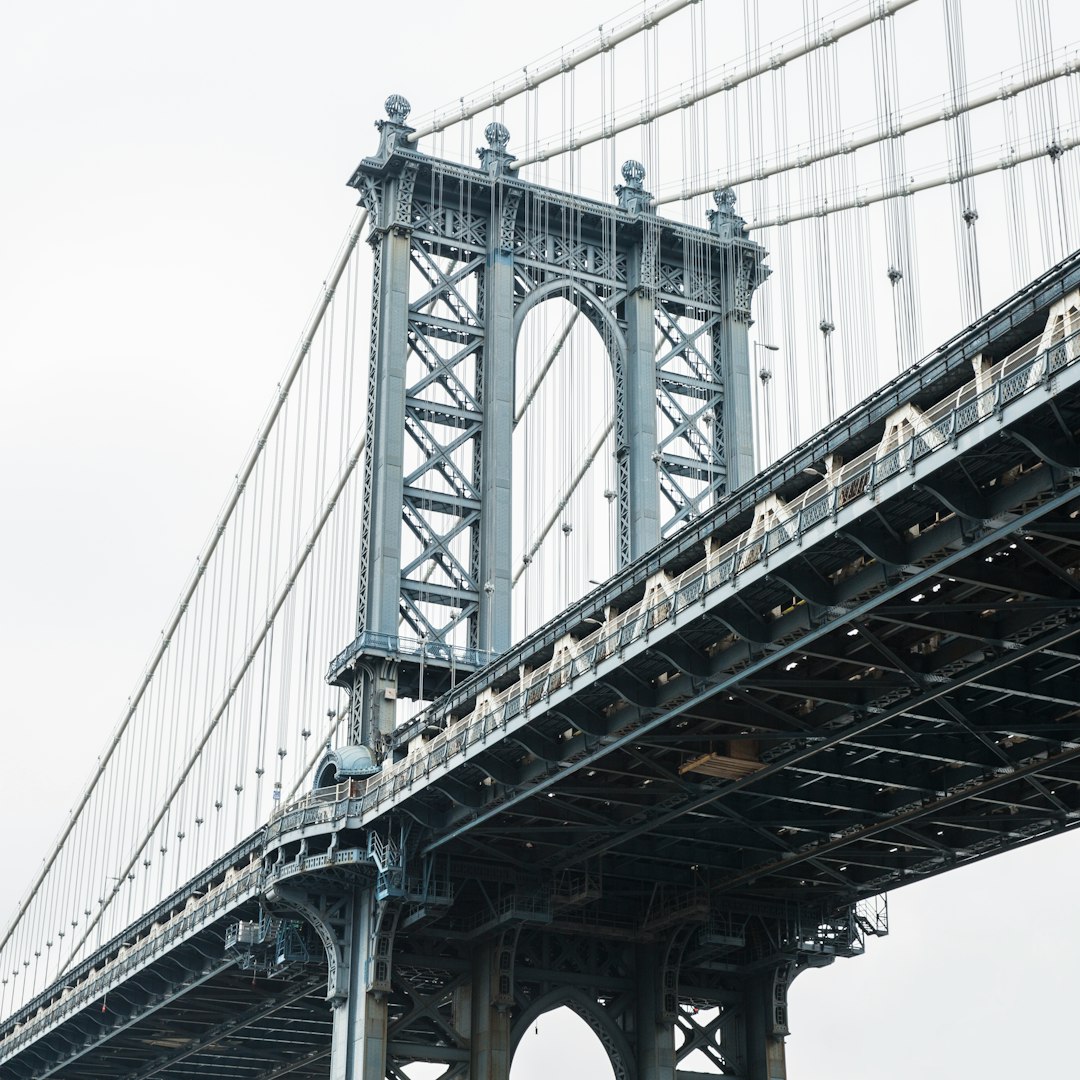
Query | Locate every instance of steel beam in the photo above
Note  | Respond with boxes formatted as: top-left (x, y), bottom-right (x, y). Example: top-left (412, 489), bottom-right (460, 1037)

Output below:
top-left (479, 246), bottom-right (515, 655)
top-left (623, 234), bottom-right (663, 561)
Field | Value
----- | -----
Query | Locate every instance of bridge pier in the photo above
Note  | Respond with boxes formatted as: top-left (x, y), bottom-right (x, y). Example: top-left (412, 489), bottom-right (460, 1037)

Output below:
top-left (277, 893), bottom-right (800, 1080)
top-left (742, 965), bottom-right (793, 1080)
top-left (328, 890), bottom-right (388, 1080)
top-left (635, 943), bottom-right (677, 1080)
top-left (466, 942), bottom-right (513, 1080)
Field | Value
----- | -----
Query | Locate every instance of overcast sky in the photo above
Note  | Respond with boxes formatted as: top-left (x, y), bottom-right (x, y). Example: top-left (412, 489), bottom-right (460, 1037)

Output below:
top-left (3, 2), bottom-right (1080, 1077)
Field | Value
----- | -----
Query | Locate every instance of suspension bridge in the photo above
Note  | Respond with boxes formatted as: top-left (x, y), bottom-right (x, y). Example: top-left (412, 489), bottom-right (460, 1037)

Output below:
top-left (4, 0), bottom-right (1080, 1077)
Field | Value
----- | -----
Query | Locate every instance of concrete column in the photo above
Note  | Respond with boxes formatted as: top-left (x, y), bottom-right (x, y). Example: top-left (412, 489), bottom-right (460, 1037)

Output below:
top-left (624, 245), bottom-right (661, 561)
top-left (329, 890), bottom-right (388, 1080)
top-left (470, 943), bottom-right (512, 1080)
top-left (478, 248), bottom-right (515, 657)
top-left (635, 944), bottom-right (676, 1080)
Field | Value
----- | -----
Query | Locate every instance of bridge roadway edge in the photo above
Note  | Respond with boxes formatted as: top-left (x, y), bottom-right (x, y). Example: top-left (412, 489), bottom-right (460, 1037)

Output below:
top-left (383, 244), bottom-right (1080, 751)
top-left (5, 256), bottom-right (1080, 1076)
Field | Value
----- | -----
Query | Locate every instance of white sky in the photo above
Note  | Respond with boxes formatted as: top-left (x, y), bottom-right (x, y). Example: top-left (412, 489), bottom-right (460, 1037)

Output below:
top-left (2, 2), bottom-right (1080, 1077)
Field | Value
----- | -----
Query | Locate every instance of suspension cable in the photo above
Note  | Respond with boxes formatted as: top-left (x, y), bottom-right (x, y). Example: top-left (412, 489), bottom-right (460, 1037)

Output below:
top-left (509, 0), bottom-right (921, 172)
top-left (1, 209), bottom-right (369, 962)
top-left (748, 135), bottom-right (1079, 229)
top-left (59, 424), bottom-right (369, 976)
top-left (513, 417), bottom-right (614, 586)
top-left (406, 0), bottom-right (697, 144)
top-left (515, 311), bottom-right (580, 426)
top-left (654, 47), bottom-right (1080, 206)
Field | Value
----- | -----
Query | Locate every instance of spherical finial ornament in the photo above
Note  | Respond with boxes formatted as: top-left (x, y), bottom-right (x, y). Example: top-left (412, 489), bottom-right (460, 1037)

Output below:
top-left (384, 94), bottom-right (411, 123)
top-left (485, 122), bottom-right (511, 150)
top-left (621, 160), bottom-right (646, 186)
top-left (714, 186), bottom-right (737, 209)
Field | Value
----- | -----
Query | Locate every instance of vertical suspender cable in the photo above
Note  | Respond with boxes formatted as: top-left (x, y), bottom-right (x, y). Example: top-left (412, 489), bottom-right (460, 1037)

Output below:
top-left (0, 208), bottom-right (369, 961)
top-left (59, 419), bottom-right (370, 976)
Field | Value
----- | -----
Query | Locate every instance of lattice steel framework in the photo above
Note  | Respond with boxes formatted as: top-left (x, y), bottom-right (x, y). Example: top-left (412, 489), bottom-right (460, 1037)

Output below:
top-left (334, 97), bottom-right (767, 756)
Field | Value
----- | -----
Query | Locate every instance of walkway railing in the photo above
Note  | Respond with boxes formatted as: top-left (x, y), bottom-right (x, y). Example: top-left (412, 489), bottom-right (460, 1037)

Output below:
top-left (2, 865), bottom-right (262, 1054)
top-left (327, 631), bottom-right (493, 684)
top-left (277, 324), bottom-right (1080, 832)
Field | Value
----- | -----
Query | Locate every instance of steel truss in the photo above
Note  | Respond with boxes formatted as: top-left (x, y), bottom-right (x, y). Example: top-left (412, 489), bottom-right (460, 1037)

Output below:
top-left (332, 99), bottom-right (766, 759)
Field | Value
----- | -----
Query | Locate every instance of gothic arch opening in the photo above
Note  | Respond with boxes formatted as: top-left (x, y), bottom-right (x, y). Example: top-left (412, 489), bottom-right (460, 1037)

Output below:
top-left (512, 290), bottom-right (618, 638)
top-left (395, 1064), bottom-right (453, 1080)
top-left (511, 1000), bottom-right (621, 1080)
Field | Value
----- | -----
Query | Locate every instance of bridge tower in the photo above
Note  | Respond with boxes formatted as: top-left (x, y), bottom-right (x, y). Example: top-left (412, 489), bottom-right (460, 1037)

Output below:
top-left (295, 97), bottom-right (789, 1080)
top-left (325, 95), bottom-right (768, 766)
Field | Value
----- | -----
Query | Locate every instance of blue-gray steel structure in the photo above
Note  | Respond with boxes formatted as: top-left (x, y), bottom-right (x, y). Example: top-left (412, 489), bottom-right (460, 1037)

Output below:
top-left (334, 100), bottom-right (766, 766)
top-left (4, 103), bottom-right (1080, 1080)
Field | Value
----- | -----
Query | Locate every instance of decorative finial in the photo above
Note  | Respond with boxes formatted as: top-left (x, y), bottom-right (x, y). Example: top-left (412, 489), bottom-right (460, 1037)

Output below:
top-left (714, 186), bottom-right (737, 209)
top-left (615, 160), bottom-right (653, 213)
top-left (708, 186), bottom-right (746, 238)
top-left (384, 94), bottom-right (411, 124)
top-left (477, 122), bottom-right (515, 177)
top-left (485, 122), bottom-right (511, 150)
top-left (368, 93), bottom-right (417, 161)
top-left (621, 160), bottom-right (646, 188)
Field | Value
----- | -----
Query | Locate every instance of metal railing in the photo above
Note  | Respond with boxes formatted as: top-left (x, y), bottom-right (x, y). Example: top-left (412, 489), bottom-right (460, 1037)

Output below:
top-left (279, 324), bottom-right (1080, 836)
top-left (326, 631), bottom-right (493, 683)
top-left (3, 866), bottom-right (261, 1055)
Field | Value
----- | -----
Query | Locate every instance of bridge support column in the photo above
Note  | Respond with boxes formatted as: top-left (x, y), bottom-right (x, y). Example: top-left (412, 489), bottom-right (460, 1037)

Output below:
top-left (479, 247), bottom-right (515, 657)
top-left (351, 166), bottom-right (415, 750)
top-left (709, 188), bottom-right (765, 493)
top-left (468, 942), bottom-right (512, 1080)
top-left (635, 944), bottom-right (677, 1080)
top-left (742, 964), bottom-right (793, 1080)
top-left (328, 890), bottom-right (389, 1080)
top-left (361, 224), bottom-right (411, 647)
top-left (717, 313), bottom-right (754, 493)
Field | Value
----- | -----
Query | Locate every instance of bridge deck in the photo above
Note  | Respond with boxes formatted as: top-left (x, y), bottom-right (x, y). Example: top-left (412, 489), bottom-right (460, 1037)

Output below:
top-left (6, 250), bottom-right (1080, 1076)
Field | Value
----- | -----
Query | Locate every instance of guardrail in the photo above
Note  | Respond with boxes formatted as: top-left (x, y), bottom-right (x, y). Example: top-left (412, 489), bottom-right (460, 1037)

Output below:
top-left (2, 866), bottom-right (261, 1058)
top-left (280, 324), bottom-right (1080, 836)
top-left (327, 631), bottom-right (493, 683)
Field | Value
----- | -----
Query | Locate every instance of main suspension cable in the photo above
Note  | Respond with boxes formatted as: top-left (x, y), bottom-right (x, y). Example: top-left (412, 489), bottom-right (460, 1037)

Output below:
top-left (509, 0), bottom-right (921, 172)
top-left (747, 135), bottom-right (1079, 229)
top-left (653, 46), bottom-right (1080, 206)
top-left (406, 0), bottom-right (697, 144)
top-left (1, 208), bottom-right (369, 962)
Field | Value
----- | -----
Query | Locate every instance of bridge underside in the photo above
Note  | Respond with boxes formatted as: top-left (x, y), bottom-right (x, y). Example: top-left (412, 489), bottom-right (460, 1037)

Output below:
top-left (413, 449), bottom-right (1080, 906)
top-left (65, 967), bottom-right (332, 1080)
top-left (7, 253), bottom-right (1080, 1077)
top-left (0, 905), bottom-right (333, 1078)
